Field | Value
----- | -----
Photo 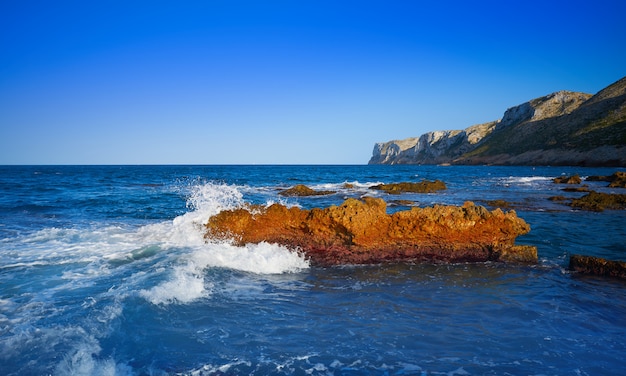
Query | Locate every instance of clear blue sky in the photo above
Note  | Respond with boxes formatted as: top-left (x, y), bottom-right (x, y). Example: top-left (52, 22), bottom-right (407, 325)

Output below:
top-left (1, 0), bottom-right (625, 164)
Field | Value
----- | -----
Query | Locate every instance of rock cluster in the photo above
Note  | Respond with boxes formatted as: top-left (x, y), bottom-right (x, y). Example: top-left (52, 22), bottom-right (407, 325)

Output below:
top-left (548, 171), bottom-right (626, 210)
top-left (586, 171), bottom-right (626, 188)
top-left (205, 197), bottom-right (537, 266)
top-left (570, 191), bottom-right (626, 211)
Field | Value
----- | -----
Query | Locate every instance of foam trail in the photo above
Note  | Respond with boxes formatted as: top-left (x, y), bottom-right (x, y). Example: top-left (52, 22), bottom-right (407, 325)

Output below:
top-left (53, 330), bottom-right (133, 376)
top-left (139, 241), bottom-right (309, 305)
top-left (503, 176), bottom-right (552, 186)
top-left (192, 241), bottom-right (309, 274)
top-left (139, 262), bottom-right (208, 305)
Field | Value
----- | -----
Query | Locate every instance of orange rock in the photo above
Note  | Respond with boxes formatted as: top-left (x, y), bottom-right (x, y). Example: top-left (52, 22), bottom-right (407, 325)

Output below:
top-left (205, 197), bottom-right (537, 266)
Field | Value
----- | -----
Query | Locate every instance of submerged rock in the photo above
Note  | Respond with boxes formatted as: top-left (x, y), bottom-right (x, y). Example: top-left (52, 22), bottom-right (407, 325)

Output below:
top-left (370, 180), bottom-right (447, 194)
top-left (483, 199), bottom-right (516, 209)
top-left (205, 197), bottom-right (537, 266)
top-left (570, 255), bottom-right (626, 280)
top-left (548, 195), bottom-right (567, 202)
top-left (553, 174), bottom-right (582, 184)
top-left (570, 191), bottom-right (626, 211)
top-left (279, 184), bottom-right (336, 197)
top-left (561, 186), bottom-right (590, 192)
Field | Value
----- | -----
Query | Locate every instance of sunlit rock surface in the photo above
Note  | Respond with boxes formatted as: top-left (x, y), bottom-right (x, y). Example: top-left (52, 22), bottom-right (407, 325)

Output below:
top-left (205, 198), bottom-right (537, 266)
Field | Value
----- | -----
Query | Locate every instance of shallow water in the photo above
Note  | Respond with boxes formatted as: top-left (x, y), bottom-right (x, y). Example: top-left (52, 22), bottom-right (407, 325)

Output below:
top-left (0, 165), bottom-right (625, 375)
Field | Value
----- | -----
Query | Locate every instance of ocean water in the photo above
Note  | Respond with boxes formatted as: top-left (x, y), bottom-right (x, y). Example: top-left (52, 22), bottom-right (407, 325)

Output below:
top-left (1, 164), bottom-right (625, 376)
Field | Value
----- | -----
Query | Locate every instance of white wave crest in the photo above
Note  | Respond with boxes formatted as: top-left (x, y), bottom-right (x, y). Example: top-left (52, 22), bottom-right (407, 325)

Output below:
top-left (139, 262), bottom-right (209, 305)
top-left (193, 241), bottom-right (309, 274)
top-left (502, 176), bottom-right (552, 185)
top-left (139, 241), bottom-right (309, 305)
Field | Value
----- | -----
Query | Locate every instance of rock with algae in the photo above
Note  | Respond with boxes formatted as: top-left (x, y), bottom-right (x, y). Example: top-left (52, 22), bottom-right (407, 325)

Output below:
top-left (570, 191), bottom-right (626, 211)
top-left (205, 197), bottom-right (537, 266)
top-left (570, 255), bottom-right (626, 280)
top-left (279, 184), bottom-right (336, 197)
top-left (586, 171), bottom-right (626, 188)
top-left (370, 180), bottom-right (447, 194)
top-left (553, 174), bottom-right (582, 184)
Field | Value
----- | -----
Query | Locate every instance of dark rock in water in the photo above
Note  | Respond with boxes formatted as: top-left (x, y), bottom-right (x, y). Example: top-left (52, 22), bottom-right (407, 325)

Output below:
top-left (548, 195), bottom-right (567, 202)
top-left (388, 199), bottom-right (417, 207)
top-left (569, 191), bottom-right (626, 211)
top-left (609, 174), bottom-right (626, 188)
top-left (370, 180), bottom-right (447, 194)
top-left (586, 171), bottom-right (626, 188)
top-left (570, 255), bottom-right (626, 280)
top-left (561, 186), bottom-right (590, 192)
top-left (483, 199), bottom-right (515, 209)
top-left (205, 197), bottom-right (537, 266)
top-left (553, 174), bottom-right (582, 184)
top-left (586, 175), bottom-right (611, 182)
top-left (279, 184), bottom-right (336, 197)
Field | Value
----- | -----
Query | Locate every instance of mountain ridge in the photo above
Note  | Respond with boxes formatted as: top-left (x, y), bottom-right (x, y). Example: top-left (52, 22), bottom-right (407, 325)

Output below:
top-left (369, 76), bottom-right (626, 166)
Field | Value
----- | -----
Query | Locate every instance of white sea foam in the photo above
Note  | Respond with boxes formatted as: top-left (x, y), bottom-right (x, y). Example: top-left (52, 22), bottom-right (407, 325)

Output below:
top-left (139, 262), bottom-right (209, 305)
top-left (502, 176), bottom-right (552, 186)
top-left (53, 328), bottom-right (133, 376)
top-left (139, 241), bottom-right (309, 305)
top-left (188, 360), bottom-right (253, 376)
top-left (310, 180), bottom-right (383, 192)
top-left (195, 241), bottom-right (309, 274)
top-left (135, 182), bottom-right (309, 305)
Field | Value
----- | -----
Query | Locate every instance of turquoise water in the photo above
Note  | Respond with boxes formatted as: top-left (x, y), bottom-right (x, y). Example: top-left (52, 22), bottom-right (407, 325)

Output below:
top-left (1, 165), bottom-right (625, 375)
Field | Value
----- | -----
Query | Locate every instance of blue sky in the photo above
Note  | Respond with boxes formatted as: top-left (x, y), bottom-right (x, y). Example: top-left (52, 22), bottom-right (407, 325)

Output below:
top-left (1, 0), bottom-right (625, 164)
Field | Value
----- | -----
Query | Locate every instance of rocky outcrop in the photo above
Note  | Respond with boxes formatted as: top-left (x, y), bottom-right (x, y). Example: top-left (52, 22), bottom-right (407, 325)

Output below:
top-left (570, 255), bottom-right (626, 280)
top-left (279, 185), bottom-right (336, 196)
top-left (553, 174), bottom-right (582, 184)
top-left (205, 198), bottom-right (537, 266)
top-left (370, 76), bottom-right (626, 166)
top-left (550, 190), bottom-right (626, 211)
top-left (569, 191), bottom-right (626, 211)
top-left (370, 180), bottom-right (446, 194)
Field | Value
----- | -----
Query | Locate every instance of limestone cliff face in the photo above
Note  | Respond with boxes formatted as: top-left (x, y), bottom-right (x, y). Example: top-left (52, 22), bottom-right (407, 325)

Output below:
top-left (496, 90), bottom-right (591, 130)
top-left (370, 121), bottom-right (497, 165)
top-left (369, 77), bottom-right (626, 166)
top-left (369, 137), bottom-right (420, 164)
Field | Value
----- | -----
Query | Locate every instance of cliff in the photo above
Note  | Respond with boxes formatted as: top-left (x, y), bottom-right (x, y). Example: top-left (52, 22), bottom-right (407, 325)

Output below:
top-left (369, 76), bottom-right (626, 166)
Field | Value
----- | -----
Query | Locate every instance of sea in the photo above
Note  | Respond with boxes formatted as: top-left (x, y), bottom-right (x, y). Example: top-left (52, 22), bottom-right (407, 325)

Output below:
top-left (1, 165), bottom-right (625, 376)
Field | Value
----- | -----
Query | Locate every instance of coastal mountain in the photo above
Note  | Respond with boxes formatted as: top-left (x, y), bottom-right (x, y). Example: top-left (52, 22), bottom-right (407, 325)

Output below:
top-left (369, 76), bottom-right (626, 166)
